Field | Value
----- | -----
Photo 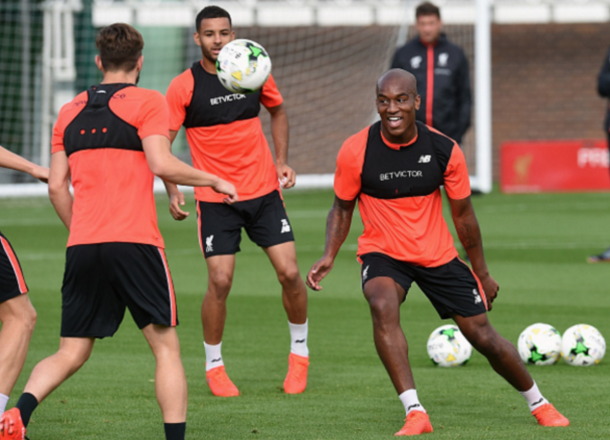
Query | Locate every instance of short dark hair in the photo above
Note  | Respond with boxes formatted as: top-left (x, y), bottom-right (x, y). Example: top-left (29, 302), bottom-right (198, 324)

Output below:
top-left (416, 2), bottom-right (441, 19)
top-left (95, 23), bottom-right (144, 72)
top-left (196, 6), bottom-right (232, 31)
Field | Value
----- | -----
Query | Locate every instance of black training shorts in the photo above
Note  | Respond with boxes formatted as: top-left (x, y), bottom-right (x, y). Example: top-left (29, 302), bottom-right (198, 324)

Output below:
top-left (61, 243), bottom-right (178, 338)
top-left (360, 252), bottom-right (488, 319)
top-left (0, 232), bottom-right (29, 303)
top-left (197, 190), bottom-right (295, 258)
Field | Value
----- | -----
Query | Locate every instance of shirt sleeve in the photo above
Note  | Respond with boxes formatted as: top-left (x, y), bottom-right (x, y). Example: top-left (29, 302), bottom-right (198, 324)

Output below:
top-left (165, 71), bottom-right (194, 131)
top-left (51, 118), bottom-right (66, 154)
top-left (260, 74), bottom-right (283, 108)
top-left (138, 91), bottom-right (170, 140)
top-left (333, 131), bottom-right (367, 201)
top-left (443, 143), bottom-right (471, 200)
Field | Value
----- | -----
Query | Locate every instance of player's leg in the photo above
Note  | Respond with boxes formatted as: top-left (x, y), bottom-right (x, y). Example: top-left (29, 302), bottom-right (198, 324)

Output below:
top-left (587, 132), bottom-right (610, 262)
top-left (0, 233), bottom-right (35, 414)
top-left (263, 242), bottom-right (309, 394)
top-left (0, 296), bottom-right (36, 414)
top-left (142, 324), bottom-right (187, 440)
top-left (197, 201), bottom-right (242, 396)
top-left (363, 276), bottom-right (433, 436)
top-left (454, 313), bottom-right (569, 426)
top-left (0, 337), bottom-right (95, 439)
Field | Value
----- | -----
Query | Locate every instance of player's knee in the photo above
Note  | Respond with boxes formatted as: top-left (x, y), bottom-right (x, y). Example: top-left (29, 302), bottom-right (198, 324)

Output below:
top-left (276, 264), bottom-right (301, 288)
top-left (22, 303), bottom-right (37, 333)
top-left (208, 271), bottom-right (233, 296)
top-left (367, 293), bottom-right (395, 319)
top-left (60, 346), bottom-right (92, 369)
top-left (468, 327), bottom-right (501, 356)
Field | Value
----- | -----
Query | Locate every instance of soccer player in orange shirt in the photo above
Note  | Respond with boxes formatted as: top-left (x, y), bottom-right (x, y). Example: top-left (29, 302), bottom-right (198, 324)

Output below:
top-left (0, 146), bottom-right (47, 418)
top-left (306, 69), bottom-right (569, 436)
top-left (0, 24), bottom-right (236, 440)
top-left (164, 5), bottom-right (309, 397)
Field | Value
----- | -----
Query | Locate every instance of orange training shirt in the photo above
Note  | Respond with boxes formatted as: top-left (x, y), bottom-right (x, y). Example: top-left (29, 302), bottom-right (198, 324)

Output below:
top-left (165, 62), bottom-right (283, 203)
top-left (51, 85), bottom-right (168, 248)
top-left (334, 122), bottom-right (471, 267)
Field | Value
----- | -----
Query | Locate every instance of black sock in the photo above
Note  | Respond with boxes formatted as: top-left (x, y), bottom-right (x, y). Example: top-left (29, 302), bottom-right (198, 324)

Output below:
top-left (15, 393), bottom-right (38, 427)
top-left (164, 422), bottom-right (186, 440)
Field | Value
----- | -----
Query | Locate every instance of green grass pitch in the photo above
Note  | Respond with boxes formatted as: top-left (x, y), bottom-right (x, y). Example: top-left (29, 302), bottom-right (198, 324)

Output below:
top-left (1, 188), bottom-right (609, 439)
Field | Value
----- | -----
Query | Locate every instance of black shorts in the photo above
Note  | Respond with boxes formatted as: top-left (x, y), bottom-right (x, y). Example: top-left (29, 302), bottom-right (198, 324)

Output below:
top-left (61, 243), bottom-right (178, 338)
top-left (197, 190), bottom-right (295, 258)
top-left (360, 253), bottom-right (488, 319)
top-left (0, 232), bottom-right (29, 303)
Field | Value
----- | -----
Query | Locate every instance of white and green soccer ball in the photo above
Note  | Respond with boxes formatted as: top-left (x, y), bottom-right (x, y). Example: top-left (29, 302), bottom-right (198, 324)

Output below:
top-left (215, 39), bottom-right (272, 94)
top-left (427, 324), bottom-right (472, 367)
top-left (562, 324), bottom-right (606, 366)
top-left (517, 323), bottom-right (562, 366)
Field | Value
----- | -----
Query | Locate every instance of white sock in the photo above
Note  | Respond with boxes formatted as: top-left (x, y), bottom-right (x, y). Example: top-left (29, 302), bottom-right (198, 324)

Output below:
top-left (399, 389), bottom-right (426, 415)
top-left (520, 382), bottom-right (549, 412)
top-left (289, 319), bottom-right (309, 357)
top-left (204, 341), bottom-right (224, 372)
top-left (0, 393), bottom-right (9, 414)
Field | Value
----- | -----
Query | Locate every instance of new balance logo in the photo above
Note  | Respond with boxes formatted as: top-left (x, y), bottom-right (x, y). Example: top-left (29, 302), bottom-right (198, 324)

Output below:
top-left (281, 219), bottom-right (291, 234)
top-left (407, 404), bottom-right (422, 411)
top-left (295, 339), bottom-right (306, 344)
top-left (211, 357), bottom-right (222, 363)
top-left (206, 235), bottom-right (214, 253)
top-left (418, 155), bottom-right (431, 163)
top-left (473, 288), bottom-right (482, 304)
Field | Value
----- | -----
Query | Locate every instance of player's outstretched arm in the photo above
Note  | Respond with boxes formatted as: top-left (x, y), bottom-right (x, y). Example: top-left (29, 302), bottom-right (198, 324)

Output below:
top-left (48, 151), bottom-right (73, 230)
top-left (162, 130), bottom-right (189, 220)
top-left (0, 145), bottom-right (49, 182)
top-left (143, 134), bottom-right (238, 204)
top-left (267, 104), bottom-right (295, 189)
top-left (448, 195), bottom-right (499, 308)
top-left (306, 196), bottom-right (356, 291)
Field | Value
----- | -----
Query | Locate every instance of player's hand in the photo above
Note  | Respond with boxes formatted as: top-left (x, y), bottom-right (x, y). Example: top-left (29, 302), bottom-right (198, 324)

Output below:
top-left (276, 163), bottom-right (296, 189)
top-left (213, 178), bottom-right (238, 204)
top-left (479, 273), bottom-right (499, 311)
top-left (306, 256), bottom-right (334, 291)
top-left (31, 165), bottom-right (49, 183)
top-left (169, 191), bottom-right (189, 221)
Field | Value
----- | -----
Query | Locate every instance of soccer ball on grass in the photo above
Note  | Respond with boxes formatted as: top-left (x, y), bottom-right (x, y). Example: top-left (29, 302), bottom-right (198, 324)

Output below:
top-left (427, 324), bottom-right (472, 367)
top-left (216, 39), bottom-right (272, 94)
top-left (562, 324), bottom-right (605, 366)
top-left (517, 323), bottom-right (562, 366)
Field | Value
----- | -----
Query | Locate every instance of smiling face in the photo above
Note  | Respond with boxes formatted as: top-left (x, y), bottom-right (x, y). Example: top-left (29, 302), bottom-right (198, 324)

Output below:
top-left (376, 70), bottom-right (421, 144)
top-left (193, 17), bottom-right (234, 72)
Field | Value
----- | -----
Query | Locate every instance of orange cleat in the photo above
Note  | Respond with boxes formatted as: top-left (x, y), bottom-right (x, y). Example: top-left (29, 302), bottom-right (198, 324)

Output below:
top-left (206, 366), bottom-right (239, 397)
top-left (532, 403), bottom-right (569, 427)
top-left (0, 408), bottom-right (26, 440)
top-left (283, 353), bottom-right (309, 394)
top-left (395, 410), bottom-right (433, 436)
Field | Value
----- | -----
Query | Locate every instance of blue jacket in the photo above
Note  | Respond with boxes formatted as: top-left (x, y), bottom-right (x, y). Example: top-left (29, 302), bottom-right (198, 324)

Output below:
top-left (391, 34), bottom-right (471, 144)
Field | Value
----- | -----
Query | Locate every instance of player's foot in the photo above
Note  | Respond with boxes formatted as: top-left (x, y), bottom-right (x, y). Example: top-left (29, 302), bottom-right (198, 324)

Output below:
top-left (206, 365), bottom-right (239, 397)
top-left (0, 408), bottom-right (26, 440)
top-left (587, 247), bottom-right (610, 263)
top-left (532, 403), bottom-right (569, 427)
top-left (283, 353), bottom-right (309, 394)
top-left (395, 410), bottom-right (433, 436)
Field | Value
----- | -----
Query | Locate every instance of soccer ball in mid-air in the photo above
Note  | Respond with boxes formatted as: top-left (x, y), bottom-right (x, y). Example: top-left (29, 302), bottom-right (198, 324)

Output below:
top-left (427, 325), bottom-right (472, 367)
top-left (517, 323), bottom-right (562, 366)
top-left (562, 324), bottom-right (606, 366)
top-left (215, 39), bottom-right (272, 94)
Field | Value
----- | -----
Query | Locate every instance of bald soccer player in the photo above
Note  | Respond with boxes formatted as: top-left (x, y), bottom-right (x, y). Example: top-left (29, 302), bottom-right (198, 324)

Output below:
top-left (307, 69), bottom-right (569, 436)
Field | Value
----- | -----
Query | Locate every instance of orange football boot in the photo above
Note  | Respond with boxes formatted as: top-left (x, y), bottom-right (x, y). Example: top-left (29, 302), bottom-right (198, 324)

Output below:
top-left (532, 403), bottom-right (570, 427)
top-left (206, 366), bottom-right (239, 397)
top-left (395, 410), bottom-right (433, 436)
top-left (283, 353), bottom-right (309, 394)
top-left (0, 408), bottom-right (26, 440)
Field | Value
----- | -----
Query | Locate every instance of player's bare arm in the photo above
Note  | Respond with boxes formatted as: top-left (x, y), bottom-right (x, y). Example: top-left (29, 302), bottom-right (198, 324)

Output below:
top-left (143, 134), bottom-right (238, 204)
top-left (267, 103), bottom-right (295, 189)
top-left (48, 151), bottom-right (73, 230)
top-left (448, 195), bottom-right (499, 307)
top-left (0, 145), bottom-right (49, 183)
top-left (163, 130), bottom-right (189, 220)
top-left (306, 196), bottom-right (356, 291)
